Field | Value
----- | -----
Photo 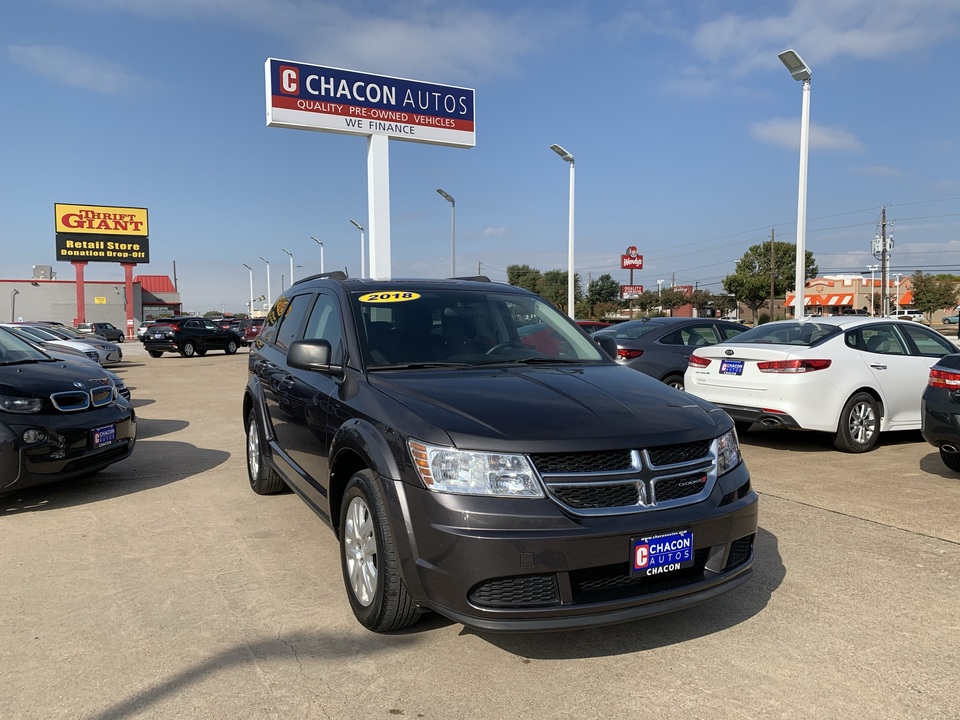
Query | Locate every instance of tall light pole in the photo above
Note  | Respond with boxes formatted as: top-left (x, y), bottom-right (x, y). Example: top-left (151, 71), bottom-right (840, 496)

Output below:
top-left (282, 248), bottom-right (294, 285)
top-left (10, 288), bottom-right (19, 322)
top-left (310, 236), bottom-right (324, 274)
top-left (242, 263), bottom-right (254, 316)
top-left (550, 144), bottom-right (576, 318)
top-left (894, 273), bottom-right (902, 315)
top-left (778, 49), bottom-right (812, 319)
top-left (350, 219), bottom-right (365, 277)
top-left (258, 256), bottom-right (272, 307)
top-left (436, 188), bottom-right (456, 276)
top-left (867, 264), bottom-right (879, 316)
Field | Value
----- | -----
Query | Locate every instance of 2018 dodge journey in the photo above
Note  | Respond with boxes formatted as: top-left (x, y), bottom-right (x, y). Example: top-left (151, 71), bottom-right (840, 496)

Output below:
top-left (243, 273), bottom-right (758, 632)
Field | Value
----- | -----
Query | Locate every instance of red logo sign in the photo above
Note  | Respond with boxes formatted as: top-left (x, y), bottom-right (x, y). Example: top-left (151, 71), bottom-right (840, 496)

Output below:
top-left (621, 246), bottom-right (643, 269)
top-left (634, 544), bottom-right (650, 569)
top-left (279, 65), bottom-right (299, 94)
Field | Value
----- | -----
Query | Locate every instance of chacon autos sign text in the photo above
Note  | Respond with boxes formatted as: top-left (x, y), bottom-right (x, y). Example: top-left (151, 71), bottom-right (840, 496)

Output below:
top-left (265, 59), bottom-right (475, 148)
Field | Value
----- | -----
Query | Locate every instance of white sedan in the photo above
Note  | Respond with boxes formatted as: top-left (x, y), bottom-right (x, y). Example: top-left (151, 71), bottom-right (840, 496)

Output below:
top-left (684, 317), bottom-right (957, 452)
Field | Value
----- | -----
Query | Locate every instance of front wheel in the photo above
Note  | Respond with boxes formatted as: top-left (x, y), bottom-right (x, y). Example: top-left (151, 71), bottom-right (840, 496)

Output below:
top-left (246, 410), bottom-right (285, 494)
top-left (340, 470), bottom-right (419, 632)
top-left (834, 392), bottom-right (880, 453)
top-left (180, 340), bottom-right (196, 358)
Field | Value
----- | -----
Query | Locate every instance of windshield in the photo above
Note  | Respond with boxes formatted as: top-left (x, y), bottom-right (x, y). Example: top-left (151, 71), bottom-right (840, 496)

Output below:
top-left (0, 328), bottom-right (49, 363)
top-left (11, 325), bottom-right (60, 342)
top-left (599, 319), bottom-right (670, 340)
top-left (724, 321), bottom-right (842, 346)
top-left (352, 288), bottom-right (608, 368)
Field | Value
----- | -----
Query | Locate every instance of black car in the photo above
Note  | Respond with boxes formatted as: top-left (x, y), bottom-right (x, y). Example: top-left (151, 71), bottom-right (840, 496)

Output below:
top-left (592, 317), bottom-right (750, 390)
top-left (142, 317), bottom-right (242, 358)
top-left (921, 353), bottom-right (960, 471)
top-left (243, 273), bottom-right (758, 633)
top-left (76, 322), bottom-right (125, 342)
top-left (0, 328), bottom-right (136, 494)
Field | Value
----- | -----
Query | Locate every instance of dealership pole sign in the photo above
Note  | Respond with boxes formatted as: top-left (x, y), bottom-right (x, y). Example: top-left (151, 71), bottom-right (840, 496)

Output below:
top-left (55, 203), bottom-right (150, 263)
top-left (265, 59), bottom-right (476, 148)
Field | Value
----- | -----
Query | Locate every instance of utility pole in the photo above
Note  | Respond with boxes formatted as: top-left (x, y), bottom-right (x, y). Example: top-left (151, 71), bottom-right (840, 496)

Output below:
top-left (874, 207), bottom-right (893, 316)
top-left (769, 228), bottom-right (776, 319)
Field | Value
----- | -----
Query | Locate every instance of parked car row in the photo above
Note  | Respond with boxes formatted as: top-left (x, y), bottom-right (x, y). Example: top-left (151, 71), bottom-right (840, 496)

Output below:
top-left (141, 316), bottom-right (242, 358)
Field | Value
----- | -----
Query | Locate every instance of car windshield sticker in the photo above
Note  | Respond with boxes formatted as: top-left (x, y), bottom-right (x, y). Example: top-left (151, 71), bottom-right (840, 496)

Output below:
top-left (359, 292), bottom-right (422, 303)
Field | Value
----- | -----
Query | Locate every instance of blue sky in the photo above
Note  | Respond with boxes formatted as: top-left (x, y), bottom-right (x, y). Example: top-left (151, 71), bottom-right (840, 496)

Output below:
top-left (2, 0), bottom-right (959, 314)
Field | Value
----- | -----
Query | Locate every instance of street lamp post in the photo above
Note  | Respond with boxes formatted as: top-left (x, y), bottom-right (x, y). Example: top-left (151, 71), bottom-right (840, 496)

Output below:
top-left (778, 49), bottom-right (812, 319)
top-left (258, 256), bottom-right (272, 307)
top-left (242, 264), bottom-right (254, 316)
top-left (657, 279), bottom-right (664, 303)
top-left (894, 273), bottom-right (902, 315)
top-left (549, 144), bottom-right (576, 318)
top-left (310, 236), bottom-right (324, 274)
top-left (349, 220), bottom-right (365, 277)
top-left (282, 248), bottom-right (294, 285)
top-left (10, 288), bottom-right (19, 322)
top-left (436, 189), bottom-right (456, 276)
top-left (867, 264), bottom-right (879, 316)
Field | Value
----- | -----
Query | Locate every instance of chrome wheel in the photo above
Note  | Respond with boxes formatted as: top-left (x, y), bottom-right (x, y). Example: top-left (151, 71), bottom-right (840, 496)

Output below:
top-left (247, 416), bottom-right (260, 478)
top-left (846, 400), bottom-right (877, 445)
top-left (343, 496), bottom-right (377, 607)
top-left (834, 392), bottom-right (880, 453)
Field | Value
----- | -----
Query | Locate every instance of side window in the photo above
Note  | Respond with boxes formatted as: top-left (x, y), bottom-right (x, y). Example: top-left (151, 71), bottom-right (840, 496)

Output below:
top-left (202, 320), bottom-right (218, 331)
top-left (721, 325), bottom-right (748, 340)
top-left (899, 323), bottom-right (955, 357)
top-left (185, 319), bottom-right (200, 330)
top-left (859, 326), bottom-right (907, 355)
top-left (274, 294), bottom-right (314, 351)
top-left (658, 329), bottom-right (684, 346)
top-left (303, 293), bottom-right (345, 364)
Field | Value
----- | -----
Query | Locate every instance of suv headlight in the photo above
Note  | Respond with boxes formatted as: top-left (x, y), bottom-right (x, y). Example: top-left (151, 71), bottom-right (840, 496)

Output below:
top-left (408, 440), bottom-right (544, 497)
top-left (0, 395), bottom-right (43, 414)
top-left (716, 428), bottom-right (742, 476)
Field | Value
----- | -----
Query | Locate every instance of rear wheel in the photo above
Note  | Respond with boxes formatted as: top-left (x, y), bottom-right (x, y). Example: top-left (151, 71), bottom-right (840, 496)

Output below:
top-left (180, 340), bottom-right (196, 358)
top-left (246, 410), bottom-right (285, 494)
top-left (116, 335), bottom-right (124, 343)
top-left (834, 392), bottom-right (880, 453)
top-left (148, 350), bottom-right (163, 358)
top-left (195, 349), bottom-right (207, 356)
top-left (225, 340), bottom-right (238, 355)
top-left (939, 447), bottom-right (960, 472)
top-left (662, 374), bottom-right (685, 391)
top-left (340, 470), bottom-right (419, 632)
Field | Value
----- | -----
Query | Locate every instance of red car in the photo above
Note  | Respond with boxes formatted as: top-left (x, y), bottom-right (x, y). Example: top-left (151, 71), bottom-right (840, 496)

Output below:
top-left (242, 318), bottom-right (264, 346)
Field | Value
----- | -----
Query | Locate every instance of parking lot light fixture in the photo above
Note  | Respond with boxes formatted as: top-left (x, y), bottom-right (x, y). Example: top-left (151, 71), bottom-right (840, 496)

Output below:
top-left (549, 144), bottom-right (575, 318)
top-left (349, 220), bottom-right (365, 277)
top-left (242, 264), bottom-right (254, 316)
top-left (867, 264), bottom-right (879, 316)
top-left (310, 236), bottom-right (324, 273)
top-left (778, 49), bottom-right (812, 319)
top-left (436, 189), bottom-right (456, 277)
top-left (258, 256), bottom-right (272, 308)
top-left (282, 248), bottom-right (294, 285)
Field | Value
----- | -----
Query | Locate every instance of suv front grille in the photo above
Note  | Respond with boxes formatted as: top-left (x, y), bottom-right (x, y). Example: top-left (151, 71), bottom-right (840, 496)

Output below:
top-left (530, 441), bottom-right (716, 516)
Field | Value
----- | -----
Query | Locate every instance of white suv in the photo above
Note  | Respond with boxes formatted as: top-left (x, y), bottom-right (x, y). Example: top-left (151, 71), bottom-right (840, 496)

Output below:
top-left (888, 309), bottom-right (924, 321)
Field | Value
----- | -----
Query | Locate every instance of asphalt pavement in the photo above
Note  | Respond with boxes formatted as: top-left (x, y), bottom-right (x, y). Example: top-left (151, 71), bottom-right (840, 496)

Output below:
top-left (1, 343), bottom-right (958, 720)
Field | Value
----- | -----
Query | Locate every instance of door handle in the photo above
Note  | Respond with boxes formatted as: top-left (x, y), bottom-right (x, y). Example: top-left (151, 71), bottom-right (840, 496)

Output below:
top-left (870, 364), bottom-right (887, 370)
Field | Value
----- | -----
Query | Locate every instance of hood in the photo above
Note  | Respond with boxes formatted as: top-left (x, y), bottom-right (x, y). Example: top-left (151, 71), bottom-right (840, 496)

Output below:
top-left (368, 364), bottom-right (728, 452)
top-left (0, 359), bottom-right (114, 398)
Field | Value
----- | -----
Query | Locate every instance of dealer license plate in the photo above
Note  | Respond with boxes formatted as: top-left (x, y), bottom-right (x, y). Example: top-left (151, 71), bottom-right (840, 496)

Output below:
top-left (719, 359), bottom-right (744, 376)
top-left (92, 424), bottom-right (116, 448)
top-left (153, 332), bottom-right (164, 339)
top-left (631, 530), bottom-right (694, 576)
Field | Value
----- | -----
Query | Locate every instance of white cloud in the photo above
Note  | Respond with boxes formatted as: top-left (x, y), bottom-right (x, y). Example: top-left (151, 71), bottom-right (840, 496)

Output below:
top-left (750, 118), bottom-right (864, 151)
top-left (482, 226), bottom-right (508, 238)
top-left (7, 45), bottom-right (142, 94)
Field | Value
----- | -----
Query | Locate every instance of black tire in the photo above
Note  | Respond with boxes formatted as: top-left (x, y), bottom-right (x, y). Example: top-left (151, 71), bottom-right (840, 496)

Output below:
top-left (834, 392), bottom-right (881, 453)
top-left (246, 410), bottom-right (285, 494)
top-left (148, 350), bottom-right (163, 358)
top-left (663, 374), bottom-right (685, 391)
top-left (340, 470), bottom-right (419, 632)
top-left (225, 340), bottom-right (238, 355)
top-left (116, 335), bottom-right (124, 343)
top-left (180, 340), bottom-right (196, 358)
top-left (939, 447), bottom-right (960, 472)
top-left (195, 349), bottom-right (207, 356)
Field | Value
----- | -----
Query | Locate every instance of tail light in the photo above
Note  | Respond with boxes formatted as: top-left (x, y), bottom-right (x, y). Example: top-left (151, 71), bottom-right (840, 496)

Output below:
top-left (618, 348), bottom-right (643, 360)
top-left (757, 359), bottom-right (832, 373)
top-left (688, 354), bottom-right (711, 368)
top-left (928, 367), bottom-right (960, 389)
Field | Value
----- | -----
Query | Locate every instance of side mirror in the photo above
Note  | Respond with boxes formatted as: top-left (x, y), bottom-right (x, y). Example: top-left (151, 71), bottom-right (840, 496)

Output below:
top-left (287, 339), bottom-right (344, 377)
top-left (596, 335), bottom-right (618, 360)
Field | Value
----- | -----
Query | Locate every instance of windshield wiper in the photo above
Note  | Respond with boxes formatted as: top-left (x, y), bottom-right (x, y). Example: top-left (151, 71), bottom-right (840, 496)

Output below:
top-left (370, 362), bottom-right (473, 370)
top-left (482, 357), bottom-right (582, 365)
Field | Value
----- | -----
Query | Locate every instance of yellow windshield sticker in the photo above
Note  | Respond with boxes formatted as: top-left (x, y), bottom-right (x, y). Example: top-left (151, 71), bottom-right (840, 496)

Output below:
top-left (359, 291), bottom-right (422, 303)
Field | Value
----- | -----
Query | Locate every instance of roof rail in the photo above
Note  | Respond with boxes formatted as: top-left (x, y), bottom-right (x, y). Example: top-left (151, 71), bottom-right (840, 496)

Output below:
top-left (292, 270), bottom-right (349, 286)
top-left (449, 275), bottom-right (491, 282)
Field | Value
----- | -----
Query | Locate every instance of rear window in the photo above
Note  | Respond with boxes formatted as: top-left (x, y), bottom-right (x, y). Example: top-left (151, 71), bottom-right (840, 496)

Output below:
top-left (723, 321), bottom-right (842, 347)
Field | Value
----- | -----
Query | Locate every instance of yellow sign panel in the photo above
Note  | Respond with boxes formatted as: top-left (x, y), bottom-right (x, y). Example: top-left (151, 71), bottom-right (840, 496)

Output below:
top-left (359, 291), bottom-right (422, 303)
top-left (94, 297), bottom-right (107, 304)
top-left (55, 203), bottom-right (149, 236)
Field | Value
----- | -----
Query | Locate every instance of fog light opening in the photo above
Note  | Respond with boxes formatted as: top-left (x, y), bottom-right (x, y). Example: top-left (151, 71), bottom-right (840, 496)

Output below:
top-left (22, 428), bottom-right (47, 445)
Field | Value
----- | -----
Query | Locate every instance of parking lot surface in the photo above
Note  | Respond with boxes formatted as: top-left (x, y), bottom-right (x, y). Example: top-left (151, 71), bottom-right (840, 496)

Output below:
top-left (2, 343), bottom-right (958, 720)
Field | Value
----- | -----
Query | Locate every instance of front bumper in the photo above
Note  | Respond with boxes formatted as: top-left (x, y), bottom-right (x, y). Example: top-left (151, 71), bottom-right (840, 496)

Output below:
top-left (387, 462), bottom-right (758, 632)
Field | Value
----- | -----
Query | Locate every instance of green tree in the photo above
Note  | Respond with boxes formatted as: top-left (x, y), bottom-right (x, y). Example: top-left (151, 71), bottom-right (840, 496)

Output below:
top-left (585, 274), bottom-right (622, 319)
top-left (635, 290), bottom-right (659, 316)
top-left (723, 240), bottom-right (817, 320)
top-left (659, 287), bottom-right (688, 314)
top-left (687, 289), bottom-right (714, 317)
top-left (538, 270), bottom-right (582, 314)
top-left (910, 270), bottom-right (960, 320)
top-left (506, 264), bottom-right (542, 293)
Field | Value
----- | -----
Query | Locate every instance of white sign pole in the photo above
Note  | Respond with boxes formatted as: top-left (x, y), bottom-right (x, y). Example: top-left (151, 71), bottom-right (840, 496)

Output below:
top-left (367, 134), bottom-right (392, 279)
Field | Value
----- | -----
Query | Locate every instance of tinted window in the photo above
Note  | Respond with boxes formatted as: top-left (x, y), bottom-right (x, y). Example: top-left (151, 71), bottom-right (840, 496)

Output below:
top-left (898, 323), bottom-right (955, 357)
top-left (727, 321), bottom-right (841, 346)
top-left (303, 293), bottom-right (345, 364)
top-left (274, 294), bottom-right (314, 351)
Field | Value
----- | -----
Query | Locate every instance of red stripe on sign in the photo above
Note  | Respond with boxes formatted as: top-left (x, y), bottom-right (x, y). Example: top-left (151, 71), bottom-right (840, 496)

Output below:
top-left (271, 96), bottom-right (474, 132)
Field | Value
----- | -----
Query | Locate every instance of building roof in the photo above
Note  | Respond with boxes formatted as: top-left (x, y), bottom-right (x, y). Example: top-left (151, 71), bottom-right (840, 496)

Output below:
top-left (134, 275), bottom-right (177, 293)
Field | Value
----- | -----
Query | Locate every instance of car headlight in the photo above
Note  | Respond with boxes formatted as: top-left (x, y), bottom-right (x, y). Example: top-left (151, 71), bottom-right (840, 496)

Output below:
top-left (0, 395), bottom-right (43, 414)
top-left (716, 428), bottom-right (741, 476)
top-left (408, 440), bottom-right (544, 497)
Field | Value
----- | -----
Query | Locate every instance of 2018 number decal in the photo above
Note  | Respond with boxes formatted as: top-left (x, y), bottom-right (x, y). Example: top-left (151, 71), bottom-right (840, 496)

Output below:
top-left (359, 292), bottom-right (421, 303)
